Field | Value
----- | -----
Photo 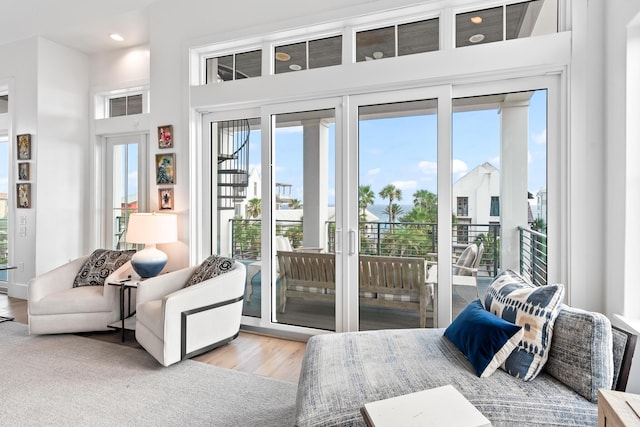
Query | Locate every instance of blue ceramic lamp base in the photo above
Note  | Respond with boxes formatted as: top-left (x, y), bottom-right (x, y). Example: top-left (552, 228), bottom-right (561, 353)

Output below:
top-left (131, 244), bottom-right (167, 279)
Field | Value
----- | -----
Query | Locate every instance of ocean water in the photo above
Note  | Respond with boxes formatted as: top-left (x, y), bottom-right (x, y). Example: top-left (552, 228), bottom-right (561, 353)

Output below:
top-left (366, 204), bottom-right (414, 222)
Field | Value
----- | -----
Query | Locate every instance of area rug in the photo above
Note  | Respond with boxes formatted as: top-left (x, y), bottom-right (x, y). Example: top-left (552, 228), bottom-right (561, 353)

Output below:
top-left (0, 321), bottom-right (297, 426)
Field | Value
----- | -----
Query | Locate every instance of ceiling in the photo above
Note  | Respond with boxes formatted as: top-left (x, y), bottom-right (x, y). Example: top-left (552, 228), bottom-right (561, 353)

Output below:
top-left (0, 0), bottom-right (160, 54)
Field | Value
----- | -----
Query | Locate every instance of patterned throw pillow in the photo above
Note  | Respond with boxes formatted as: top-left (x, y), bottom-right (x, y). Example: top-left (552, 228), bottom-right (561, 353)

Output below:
top-left (185, 255), bottom-right (235, 287)
top-left (73, 249), bottom-right (135, 287)
top-left (482, 269), bottom-right (564, 381)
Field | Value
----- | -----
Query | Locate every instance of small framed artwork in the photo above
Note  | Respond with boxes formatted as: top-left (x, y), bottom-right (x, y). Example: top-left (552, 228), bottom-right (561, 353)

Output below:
top-left (156, 153), bottom-right (176, 185)
top-left (17, 183), bottom-right (31, 208)
top-left (17, 134), bottom-right (31, 160)
top-left (159, 188), bottom-right (174, 210)
top-left (158, 125), bottom-right (173, 149)
top-left (18, 163), bottom-right (29, 180)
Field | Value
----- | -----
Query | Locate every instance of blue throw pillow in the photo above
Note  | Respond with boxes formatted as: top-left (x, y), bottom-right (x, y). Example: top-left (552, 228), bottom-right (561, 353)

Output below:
top-left (444, 299), bottom-right (524, 378)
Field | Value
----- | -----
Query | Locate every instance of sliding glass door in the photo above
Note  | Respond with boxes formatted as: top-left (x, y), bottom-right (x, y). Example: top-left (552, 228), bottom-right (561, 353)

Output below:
top-left (202, 76), bottom-right (559, 334)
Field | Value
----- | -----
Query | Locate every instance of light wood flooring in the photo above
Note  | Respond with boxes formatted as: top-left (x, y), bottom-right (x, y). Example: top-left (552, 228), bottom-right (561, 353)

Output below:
top-left (0, 294), bottom-right (306, 384)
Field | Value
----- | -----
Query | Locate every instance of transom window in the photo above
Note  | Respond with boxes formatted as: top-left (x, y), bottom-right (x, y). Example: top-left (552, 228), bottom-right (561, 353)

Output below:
top-left (206, 49), bottom-right (262, 83)
top-left (355, 18), bottom-right (439, 62)
top-left (275, 35), bottom-right (342, 74)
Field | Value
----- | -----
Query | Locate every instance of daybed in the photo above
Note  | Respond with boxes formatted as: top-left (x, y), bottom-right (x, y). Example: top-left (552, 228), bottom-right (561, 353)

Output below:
top-left (295, 276), bottom-right (637, 426)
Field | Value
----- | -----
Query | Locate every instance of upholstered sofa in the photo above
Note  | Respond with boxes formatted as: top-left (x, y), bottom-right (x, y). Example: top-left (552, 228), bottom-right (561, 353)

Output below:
top-left (295, 304), bottom-right (636, 426)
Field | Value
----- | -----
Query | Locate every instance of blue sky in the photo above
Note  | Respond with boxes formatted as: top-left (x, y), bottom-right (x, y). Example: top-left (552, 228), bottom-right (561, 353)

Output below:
top-left (0, 89), bottom-right (547, 204)
top-left (256, 89), bottom-right (547, 207)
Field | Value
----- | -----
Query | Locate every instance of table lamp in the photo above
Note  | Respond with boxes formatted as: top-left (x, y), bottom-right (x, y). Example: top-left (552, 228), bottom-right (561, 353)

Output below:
top-left (125, 212), bottom-right (177, 278)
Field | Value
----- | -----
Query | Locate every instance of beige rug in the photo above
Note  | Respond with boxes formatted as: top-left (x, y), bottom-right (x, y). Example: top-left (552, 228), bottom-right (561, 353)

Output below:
top-left (0, 321), bottom-right (297, 426)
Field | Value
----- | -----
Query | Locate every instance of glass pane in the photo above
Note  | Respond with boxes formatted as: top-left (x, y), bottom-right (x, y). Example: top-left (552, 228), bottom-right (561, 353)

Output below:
top-left (127, 94), bottom-right (142, 115)
top-left (0, 137), bottom-right (7, 281)
top-left (109, 97), bottom-right (127, 117)
top-left (356, 26), bottom-right (395, 62)
top-left (214, 118), bottom-right (261, 318)
top-left (506, 0), bottom-right (555, 40)
top-left (112, 143), bottom-right (138, 250)
top-left (398, 19), bottom-right (439, 56)
top-left (456, 6), bottom-right (503, 48)
top-left (358, 99), bottom-right (438, 330)
top-left (0, 95), bottom-right (7, 114)
top-left (275, 42), bottom-right (307, 74)
top-left (451, 90), bottom-right (548, 317)
top-left (235, 49), bottom-right (262, 79)
top-left (272, 109), bottom-right (336, 331)
top-left (309, 36), bottom-right (342, 69)
top-left (206, 55), bottom-right (234, 83)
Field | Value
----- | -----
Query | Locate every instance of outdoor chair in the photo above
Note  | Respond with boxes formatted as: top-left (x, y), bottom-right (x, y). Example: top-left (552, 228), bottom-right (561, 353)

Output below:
top-left (426, 242), bottom-right (484, 300)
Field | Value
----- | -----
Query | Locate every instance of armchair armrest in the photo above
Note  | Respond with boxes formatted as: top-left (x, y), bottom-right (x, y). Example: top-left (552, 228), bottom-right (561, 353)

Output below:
top-left (28, 256), bottom-right (88, 302)
top-left (136, 266), bottom-right (198, 305)
top-left (454, 265), bottom-right (478, 276)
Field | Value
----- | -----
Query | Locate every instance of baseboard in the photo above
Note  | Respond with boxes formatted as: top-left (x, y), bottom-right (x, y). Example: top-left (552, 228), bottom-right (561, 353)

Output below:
top-left (8, 282), bottom-right (27, 299)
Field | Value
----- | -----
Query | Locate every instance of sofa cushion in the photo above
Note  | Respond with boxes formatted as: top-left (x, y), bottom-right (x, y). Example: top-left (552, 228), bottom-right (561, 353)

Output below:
top-left (185, 255), bottom-right (234, 287)
top-left (482, 269), bottom-right (564, 381)
top-left (445, 299), bottom-right (523, 377)
top-left (544, 304), bottom-right (613, 403)
top-left (73, 249), bottom-right (135, 287)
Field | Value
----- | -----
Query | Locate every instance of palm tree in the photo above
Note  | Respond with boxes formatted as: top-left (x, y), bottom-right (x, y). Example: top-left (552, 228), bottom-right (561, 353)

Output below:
top-left (246, 198), bottom-right (261, 218)
top-left (289, 198), bottom-right (302, 209)
top-left (383, 203), bottom-right (404, 232)
top-left (413, 189), bottom-right (437, 214)
top-left (359, 185), bottom-right (375, 220)
top-left (379, 184), bottom-right (402, 225)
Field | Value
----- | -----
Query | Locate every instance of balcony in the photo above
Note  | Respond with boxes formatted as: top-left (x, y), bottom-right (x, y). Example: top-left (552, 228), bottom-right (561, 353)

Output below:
top-left (230, 218), bottom-right (549, 330)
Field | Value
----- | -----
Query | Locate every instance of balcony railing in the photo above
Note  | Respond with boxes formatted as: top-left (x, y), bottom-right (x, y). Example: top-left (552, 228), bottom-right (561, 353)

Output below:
top-left (519, 226), bottom-right (548, 286)
top-left (230, 219), bottom-right (500, 277)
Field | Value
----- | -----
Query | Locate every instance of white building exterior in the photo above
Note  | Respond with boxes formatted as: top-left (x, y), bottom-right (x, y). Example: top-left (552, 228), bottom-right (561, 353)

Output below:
top-left (452, 162), bottom-right (500, 226)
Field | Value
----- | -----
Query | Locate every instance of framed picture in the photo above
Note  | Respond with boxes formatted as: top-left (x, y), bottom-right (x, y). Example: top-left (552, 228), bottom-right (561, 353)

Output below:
top-left (159, 188), bottom-right (174, 210)
top-left (156, 153), bottom-right (176, 185)
top-left (17, 134), bottom-right (31, 160)
top-left (158, 125), bottom-right (173, 149)
top-left (17, 183), bottom-right (31, 208)
top-left (18, 163), bottom-right (29, 180)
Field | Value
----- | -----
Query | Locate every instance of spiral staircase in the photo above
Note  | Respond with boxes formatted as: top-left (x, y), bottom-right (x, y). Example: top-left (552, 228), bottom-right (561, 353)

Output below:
top-left (217, 119), bottom-right (250, 210)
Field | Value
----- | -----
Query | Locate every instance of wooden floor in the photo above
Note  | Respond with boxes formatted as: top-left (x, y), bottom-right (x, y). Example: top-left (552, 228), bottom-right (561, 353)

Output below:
top-left (0, 294), bottom-right (306, 384)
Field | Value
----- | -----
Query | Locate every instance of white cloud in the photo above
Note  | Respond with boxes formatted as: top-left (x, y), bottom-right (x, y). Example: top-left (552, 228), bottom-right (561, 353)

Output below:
top-left (418, 161), bottom-right (437, 175)
top-left (452, 159), bottom-right (468, 174)
top-left (532, 129), bottom-right (546, 145)
top-left (392, 180), bottom-right (417, 191)
top-left (368, 168), bottom-right (381, 176)
top-left (366, 148), bottom-right (383, 156)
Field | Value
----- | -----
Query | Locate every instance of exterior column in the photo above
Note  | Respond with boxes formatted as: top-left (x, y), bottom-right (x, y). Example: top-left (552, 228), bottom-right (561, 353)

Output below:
top-left (302, 119), bottom-right (329, 249)
top-left (500, 95), bottom-right (530, 271)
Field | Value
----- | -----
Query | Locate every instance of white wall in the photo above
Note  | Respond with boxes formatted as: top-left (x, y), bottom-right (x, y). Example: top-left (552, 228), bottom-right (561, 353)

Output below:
top-left (604, 0), bottom-right (640, 393)
top-left (35, 38), bottom-right (90, 276)
top-left (0, 37), bottom-right (90, 296)
top-left (0, 38), bottom-right (39, 296)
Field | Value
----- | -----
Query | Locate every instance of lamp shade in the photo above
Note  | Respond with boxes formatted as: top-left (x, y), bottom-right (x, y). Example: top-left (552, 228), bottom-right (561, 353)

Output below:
top-left (125, 212), bottom-right (177, 244)
top-left (125, 213), bottom-right (177, 278)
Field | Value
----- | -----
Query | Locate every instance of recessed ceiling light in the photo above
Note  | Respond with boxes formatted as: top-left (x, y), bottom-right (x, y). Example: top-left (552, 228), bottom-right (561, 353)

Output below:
top-left (110, 33), bottom-right (124, 42)
top-left (372, 51), bottom-right (383, 59)
top-left (289, 64), bottom-right (302, 71)
top-left (275, 52), bottom-right (291, 61)
top-left (470, 16), bottom-right (483, 24)
top-left (469, 34), bottom-right (485, 43)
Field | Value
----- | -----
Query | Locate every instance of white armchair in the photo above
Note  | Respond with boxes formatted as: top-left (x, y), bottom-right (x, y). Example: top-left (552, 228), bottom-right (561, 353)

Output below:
top-left (135, 260), bottom-right (246, 367)
top-left (28, 251), bottom-right (135, 335)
